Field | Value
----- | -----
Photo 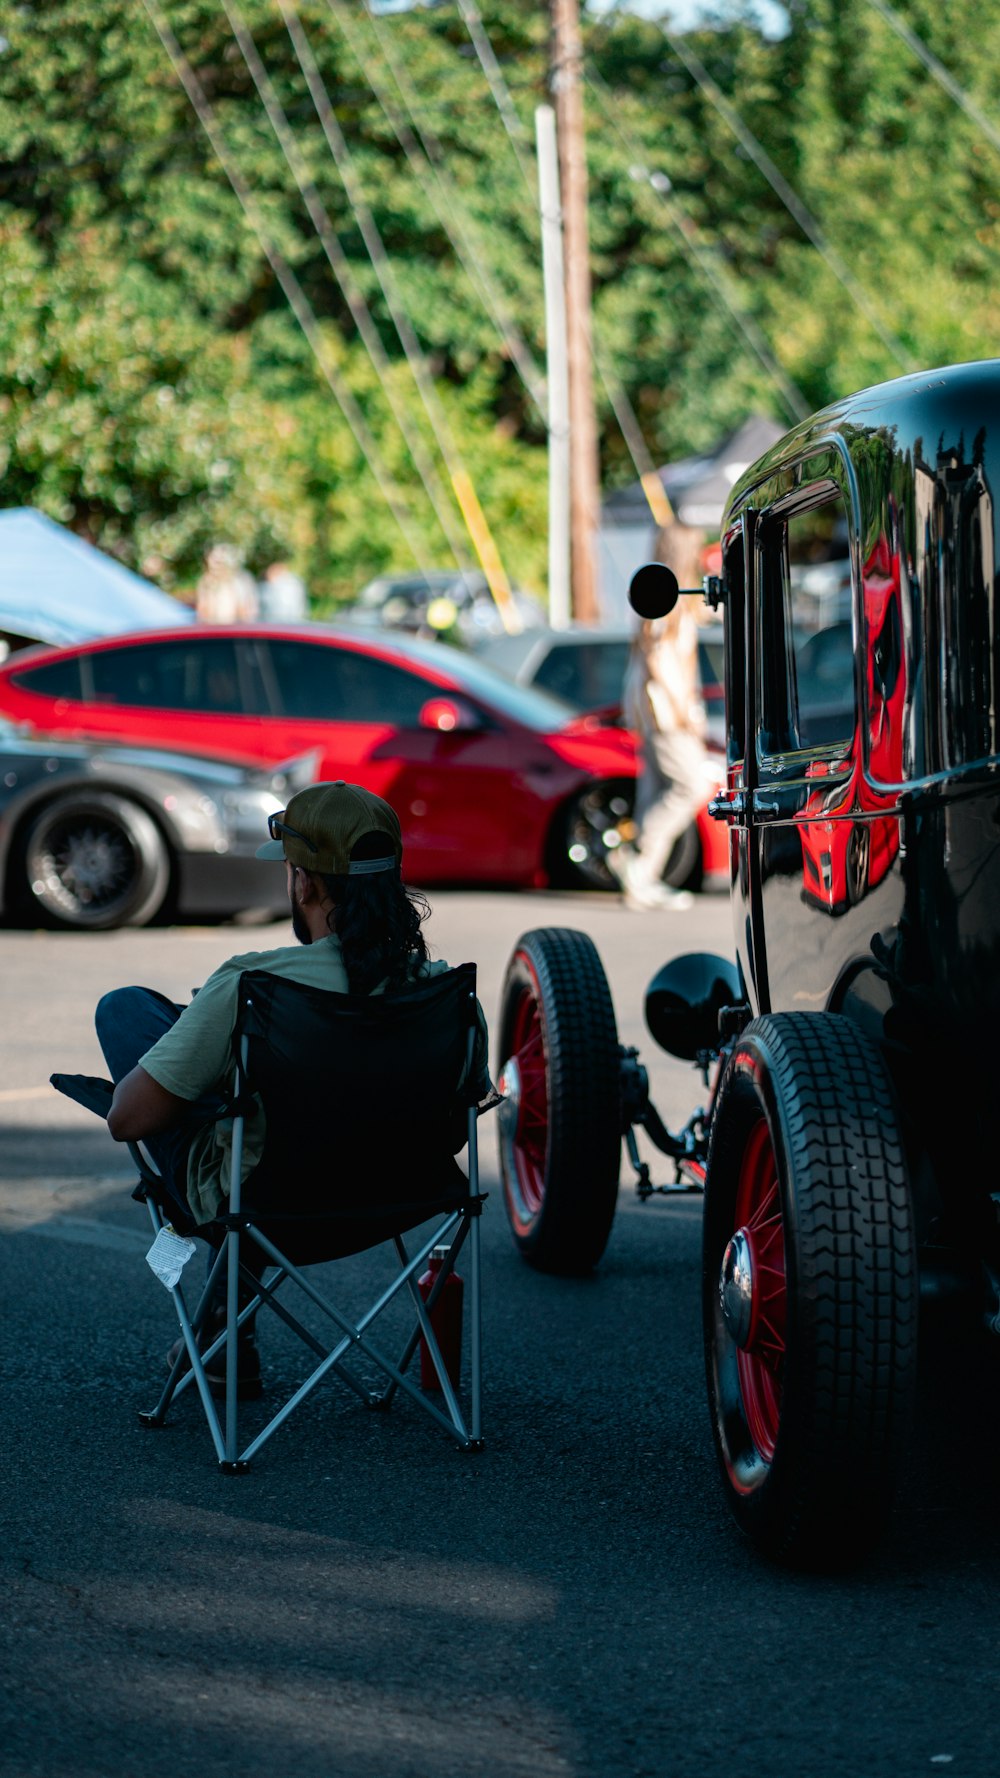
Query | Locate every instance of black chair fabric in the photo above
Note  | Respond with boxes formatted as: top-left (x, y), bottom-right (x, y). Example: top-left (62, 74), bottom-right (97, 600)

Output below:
top-left (50, 1073), bottom-right (115, 1120)
top-left (233, 963), bottom-right (478, 1263)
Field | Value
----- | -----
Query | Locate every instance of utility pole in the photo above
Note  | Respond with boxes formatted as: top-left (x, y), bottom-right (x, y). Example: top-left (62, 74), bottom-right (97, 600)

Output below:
top-left (536, 104), bottom-right (571, 630)
top-left (551, 0), bottom-right (601, 624)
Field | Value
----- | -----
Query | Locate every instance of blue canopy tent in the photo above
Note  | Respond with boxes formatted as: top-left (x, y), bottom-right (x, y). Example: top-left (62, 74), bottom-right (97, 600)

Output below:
top-left (0, 508), bottom-right (193, 649)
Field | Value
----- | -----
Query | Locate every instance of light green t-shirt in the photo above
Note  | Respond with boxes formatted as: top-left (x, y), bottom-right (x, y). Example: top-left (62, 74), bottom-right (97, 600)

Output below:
top-left (139, 935), bottom-right (488, 1226)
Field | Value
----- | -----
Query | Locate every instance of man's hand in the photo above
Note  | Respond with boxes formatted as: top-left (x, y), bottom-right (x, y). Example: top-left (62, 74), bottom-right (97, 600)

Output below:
top-left (108, 1067), bottom-right (188, 1142)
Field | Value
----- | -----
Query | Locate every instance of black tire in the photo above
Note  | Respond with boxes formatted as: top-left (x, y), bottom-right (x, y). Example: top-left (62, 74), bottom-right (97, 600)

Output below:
top-left (21, 791), bottom-right (170, 930)
top-left (553, 779), bottom-right (634, 890)
top-left (496, 928), bottom-right (621, 1273)
top-left (703, 1012), bottom-right (917, 1568)
top-left (554, 779), bottom-right (702, 891)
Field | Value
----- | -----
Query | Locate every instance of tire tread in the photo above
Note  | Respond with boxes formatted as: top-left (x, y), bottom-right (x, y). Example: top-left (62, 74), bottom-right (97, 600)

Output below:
top-left (498, 928), bottom-right (621, 1273)
top-left (704, 1011), bottom-right (918, 1566)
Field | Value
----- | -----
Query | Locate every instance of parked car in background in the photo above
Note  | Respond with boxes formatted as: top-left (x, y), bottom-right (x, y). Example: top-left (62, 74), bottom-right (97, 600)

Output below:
top-left (346, 569), bottom-right (545, 647)
top-left (0, 624), bottom-right (652, 891)
top-left (475, 622), bottom-right (727, 742)
top-left (477, 623), bottom-right (729, 888)
top-left (0, 716), bottom-right (306, 929)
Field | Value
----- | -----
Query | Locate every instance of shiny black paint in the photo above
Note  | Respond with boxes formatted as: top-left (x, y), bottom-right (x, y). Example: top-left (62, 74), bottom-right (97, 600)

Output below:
top-left (643, 951), bottom-right (743, 1061)
top-left (719, 361), bottom-right (1000, 1243)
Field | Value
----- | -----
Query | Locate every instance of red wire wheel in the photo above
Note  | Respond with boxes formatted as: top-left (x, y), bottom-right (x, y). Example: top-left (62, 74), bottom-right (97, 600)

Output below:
top-left (502, 976), bottom-right (549, 1222)
top-left (703, 1013), bottom-right (917, 1568)
top-left (497, 929), bottom-right (621, 1274)
top-left (729, 1116), bottom-right (787, 1465)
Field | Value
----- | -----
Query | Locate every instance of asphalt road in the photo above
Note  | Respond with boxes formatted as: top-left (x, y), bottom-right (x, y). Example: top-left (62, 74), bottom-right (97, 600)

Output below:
top-left (3, 887), bottom-right (1000, 1778)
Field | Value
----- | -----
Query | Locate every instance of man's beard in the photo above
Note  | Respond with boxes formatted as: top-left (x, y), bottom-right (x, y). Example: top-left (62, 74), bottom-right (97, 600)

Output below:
top-left (290, 893), bottom-right (311, 945)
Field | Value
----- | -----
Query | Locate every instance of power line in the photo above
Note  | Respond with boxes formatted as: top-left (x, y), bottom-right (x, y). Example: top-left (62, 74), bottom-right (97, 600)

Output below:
top-left (452, 0), bottom-right (678, 525)
top-left (454, 0), bottom-right (803, 515)
top-left (138, 0), bottom-right (427, 565)
top-left (454, 0), bottom-right (537, 192)
top-left (279, 0), bottom-right (522, 630)
top-left (333, 0), bottom-right (547, 417)
top-left (219, 0), bottom-right (471, 570)
top-left (863, 0), bottom-right (1000, 158)
top-left (656, 21), bottom-right (918, 372)
top-left (585, 68), bottom-right (809, 424)
top-left (368, 1), bottom-right (625, 595)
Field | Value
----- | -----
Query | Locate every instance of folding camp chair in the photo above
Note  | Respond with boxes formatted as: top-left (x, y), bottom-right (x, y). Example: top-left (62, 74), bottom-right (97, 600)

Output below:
top-left (54, 963), bottom-right (490, 1472)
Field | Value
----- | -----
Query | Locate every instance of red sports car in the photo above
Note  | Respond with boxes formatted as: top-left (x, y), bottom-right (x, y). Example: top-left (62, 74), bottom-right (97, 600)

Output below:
top-left (0, 623), bottom-right (644, 890)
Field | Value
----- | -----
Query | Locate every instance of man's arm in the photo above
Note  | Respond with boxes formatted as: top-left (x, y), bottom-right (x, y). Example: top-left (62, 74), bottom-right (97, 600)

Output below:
top-left (108, 1066), bottom-right (190, 1142)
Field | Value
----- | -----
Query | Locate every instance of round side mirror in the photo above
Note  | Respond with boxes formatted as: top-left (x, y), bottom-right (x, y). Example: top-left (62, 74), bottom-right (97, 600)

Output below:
top-left (629, 562), bottom-right (680, 620)
top-left (644, 951), bottom-right (744, 1060)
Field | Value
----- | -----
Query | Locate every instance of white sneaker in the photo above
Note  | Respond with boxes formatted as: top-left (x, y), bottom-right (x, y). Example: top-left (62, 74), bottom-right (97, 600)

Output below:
top-left (624, 881), bottom-right (694, 912)
top-left (616, 856), bottom-right (693, 911)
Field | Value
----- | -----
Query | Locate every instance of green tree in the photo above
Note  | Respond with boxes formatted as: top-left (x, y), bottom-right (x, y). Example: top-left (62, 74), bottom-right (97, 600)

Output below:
top-left (0, 0), bottom-right (996, 609)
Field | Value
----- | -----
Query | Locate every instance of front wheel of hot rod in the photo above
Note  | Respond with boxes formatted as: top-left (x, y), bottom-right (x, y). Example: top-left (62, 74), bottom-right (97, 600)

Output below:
top-left (497, 928), bottom-right (621, 1274)
top-left (703, 1013), bottom-right (917, 1568)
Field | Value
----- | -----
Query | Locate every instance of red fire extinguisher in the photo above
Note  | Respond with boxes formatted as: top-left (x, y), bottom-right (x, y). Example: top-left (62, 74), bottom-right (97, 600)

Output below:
top-left (418, 1245), bottom-right (464, 1391)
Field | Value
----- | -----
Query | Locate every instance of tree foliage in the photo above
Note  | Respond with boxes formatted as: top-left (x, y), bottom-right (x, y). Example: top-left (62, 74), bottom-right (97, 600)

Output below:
top-left (0, 0), bottom-right (996, 607)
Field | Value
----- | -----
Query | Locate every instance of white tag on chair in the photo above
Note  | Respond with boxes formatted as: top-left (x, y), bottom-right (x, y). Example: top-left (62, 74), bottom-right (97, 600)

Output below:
top-left (146, 1227), bottom-right (198, 1290)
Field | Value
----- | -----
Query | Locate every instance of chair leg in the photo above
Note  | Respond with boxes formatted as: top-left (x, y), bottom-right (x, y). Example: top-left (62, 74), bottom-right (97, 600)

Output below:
top-left (224, 1223), bottom-right (241, 1466)
top-left (213, 1227), bottom-right (254, 1473)
top-left (231, 1219), bottom-right (475, 1462)
top-left (468, 1210), bottom-right (483, 1449)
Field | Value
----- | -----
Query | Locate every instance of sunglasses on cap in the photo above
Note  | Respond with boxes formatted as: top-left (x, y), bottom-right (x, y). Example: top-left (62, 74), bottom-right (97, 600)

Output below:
top-left (267, 810), bottom-right (318, 854)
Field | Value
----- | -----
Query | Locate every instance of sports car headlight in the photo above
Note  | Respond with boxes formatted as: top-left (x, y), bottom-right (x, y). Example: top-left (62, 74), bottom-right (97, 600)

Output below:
top-left (221, 788), bottom-right (285, 854)
top-left (163, 793), bottom-right (228, 852)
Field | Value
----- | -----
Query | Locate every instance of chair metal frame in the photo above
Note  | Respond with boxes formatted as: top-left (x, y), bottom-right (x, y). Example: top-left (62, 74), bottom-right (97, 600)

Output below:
top-left (132, 967), bottom-right (487, 1472)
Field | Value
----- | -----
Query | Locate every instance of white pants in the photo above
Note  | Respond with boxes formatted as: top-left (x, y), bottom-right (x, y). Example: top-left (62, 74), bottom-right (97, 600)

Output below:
top-left (631, 729), bottom-right (706, 888)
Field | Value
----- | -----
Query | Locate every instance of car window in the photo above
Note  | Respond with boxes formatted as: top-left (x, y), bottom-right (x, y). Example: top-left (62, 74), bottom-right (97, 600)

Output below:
top-left (721, 524), bottom-right (746, 763)
top-left (533, 640), bottom-right (630, 710)
top-left (8, 655), bottom-right (84, 700)
top-left (83, 639), bottom-right (246, 713)
top-left (264, 639), bottom-right (430, 725)
top-left (794, 622), bottom-right (854, 740)
top-left (758, 485), bottom-right (855, 755)
top-left (371, 633), bottom-right (576, 731)
top-left (697, 636), bottom-right (724, 695)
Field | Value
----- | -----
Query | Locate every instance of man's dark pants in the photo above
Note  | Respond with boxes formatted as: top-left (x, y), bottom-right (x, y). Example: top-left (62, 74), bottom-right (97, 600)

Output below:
top-left (95, 986), bottom-right (213, 1230)
top-left (95, 987), bottom-right (264, 1312)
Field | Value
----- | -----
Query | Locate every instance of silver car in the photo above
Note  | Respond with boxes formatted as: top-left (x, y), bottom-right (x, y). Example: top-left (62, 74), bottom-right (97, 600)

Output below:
top-left (0, 717), bottom-right (314, 929)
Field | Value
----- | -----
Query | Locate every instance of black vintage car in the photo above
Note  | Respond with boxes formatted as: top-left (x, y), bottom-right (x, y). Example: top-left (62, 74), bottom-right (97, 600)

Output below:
top-left (495, 359), bottom-right (1000, 1567)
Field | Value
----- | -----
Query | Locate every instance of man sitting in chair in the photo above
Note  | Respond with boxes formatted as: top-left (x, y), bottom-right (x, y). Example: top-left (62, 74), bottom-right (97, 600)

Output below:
top-left (94, 780), bottom-right (490, 1397)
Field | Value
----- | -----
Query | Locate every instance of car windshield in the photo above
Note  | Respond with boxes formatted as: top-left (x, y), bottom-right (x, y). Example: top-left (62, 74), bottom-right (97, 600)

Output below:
top-left (380, 636), bottom-right (579, 731)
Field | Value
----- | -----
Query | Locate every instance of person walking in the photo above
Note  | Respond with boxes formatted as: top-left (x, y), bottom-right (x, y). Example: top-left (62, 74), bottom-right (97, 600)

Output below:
top-left (613, 568), bottom-right (708, 912)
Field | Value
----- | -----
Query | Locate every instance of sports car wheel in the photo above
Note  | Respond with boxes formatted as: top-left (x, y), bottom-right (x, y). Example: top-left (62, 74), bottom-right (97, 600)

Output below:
top-left (22, 792), bottom-right (170, 930)
top-left (555, 780), bottom-right (634, 889)
top-left (704, 1012), bottom-right (917, 1568)
top-left (556, 780), bottom-right (701, 891)
top-left (497, 928), bottom-right (621, 1273)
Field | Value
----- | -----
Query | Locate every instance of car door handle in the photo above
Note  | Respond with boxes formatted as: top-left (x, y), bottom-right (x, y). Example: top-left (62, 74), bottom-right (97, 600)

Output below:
top-left (707, 790), bottom-right (746, 820)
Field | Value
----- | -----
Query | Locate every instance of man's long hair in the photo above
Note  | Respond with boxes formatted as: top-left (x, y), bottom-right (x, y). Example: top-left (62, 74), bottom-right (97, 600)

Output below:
top-left (320, 835), bottom-right (430, 994)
